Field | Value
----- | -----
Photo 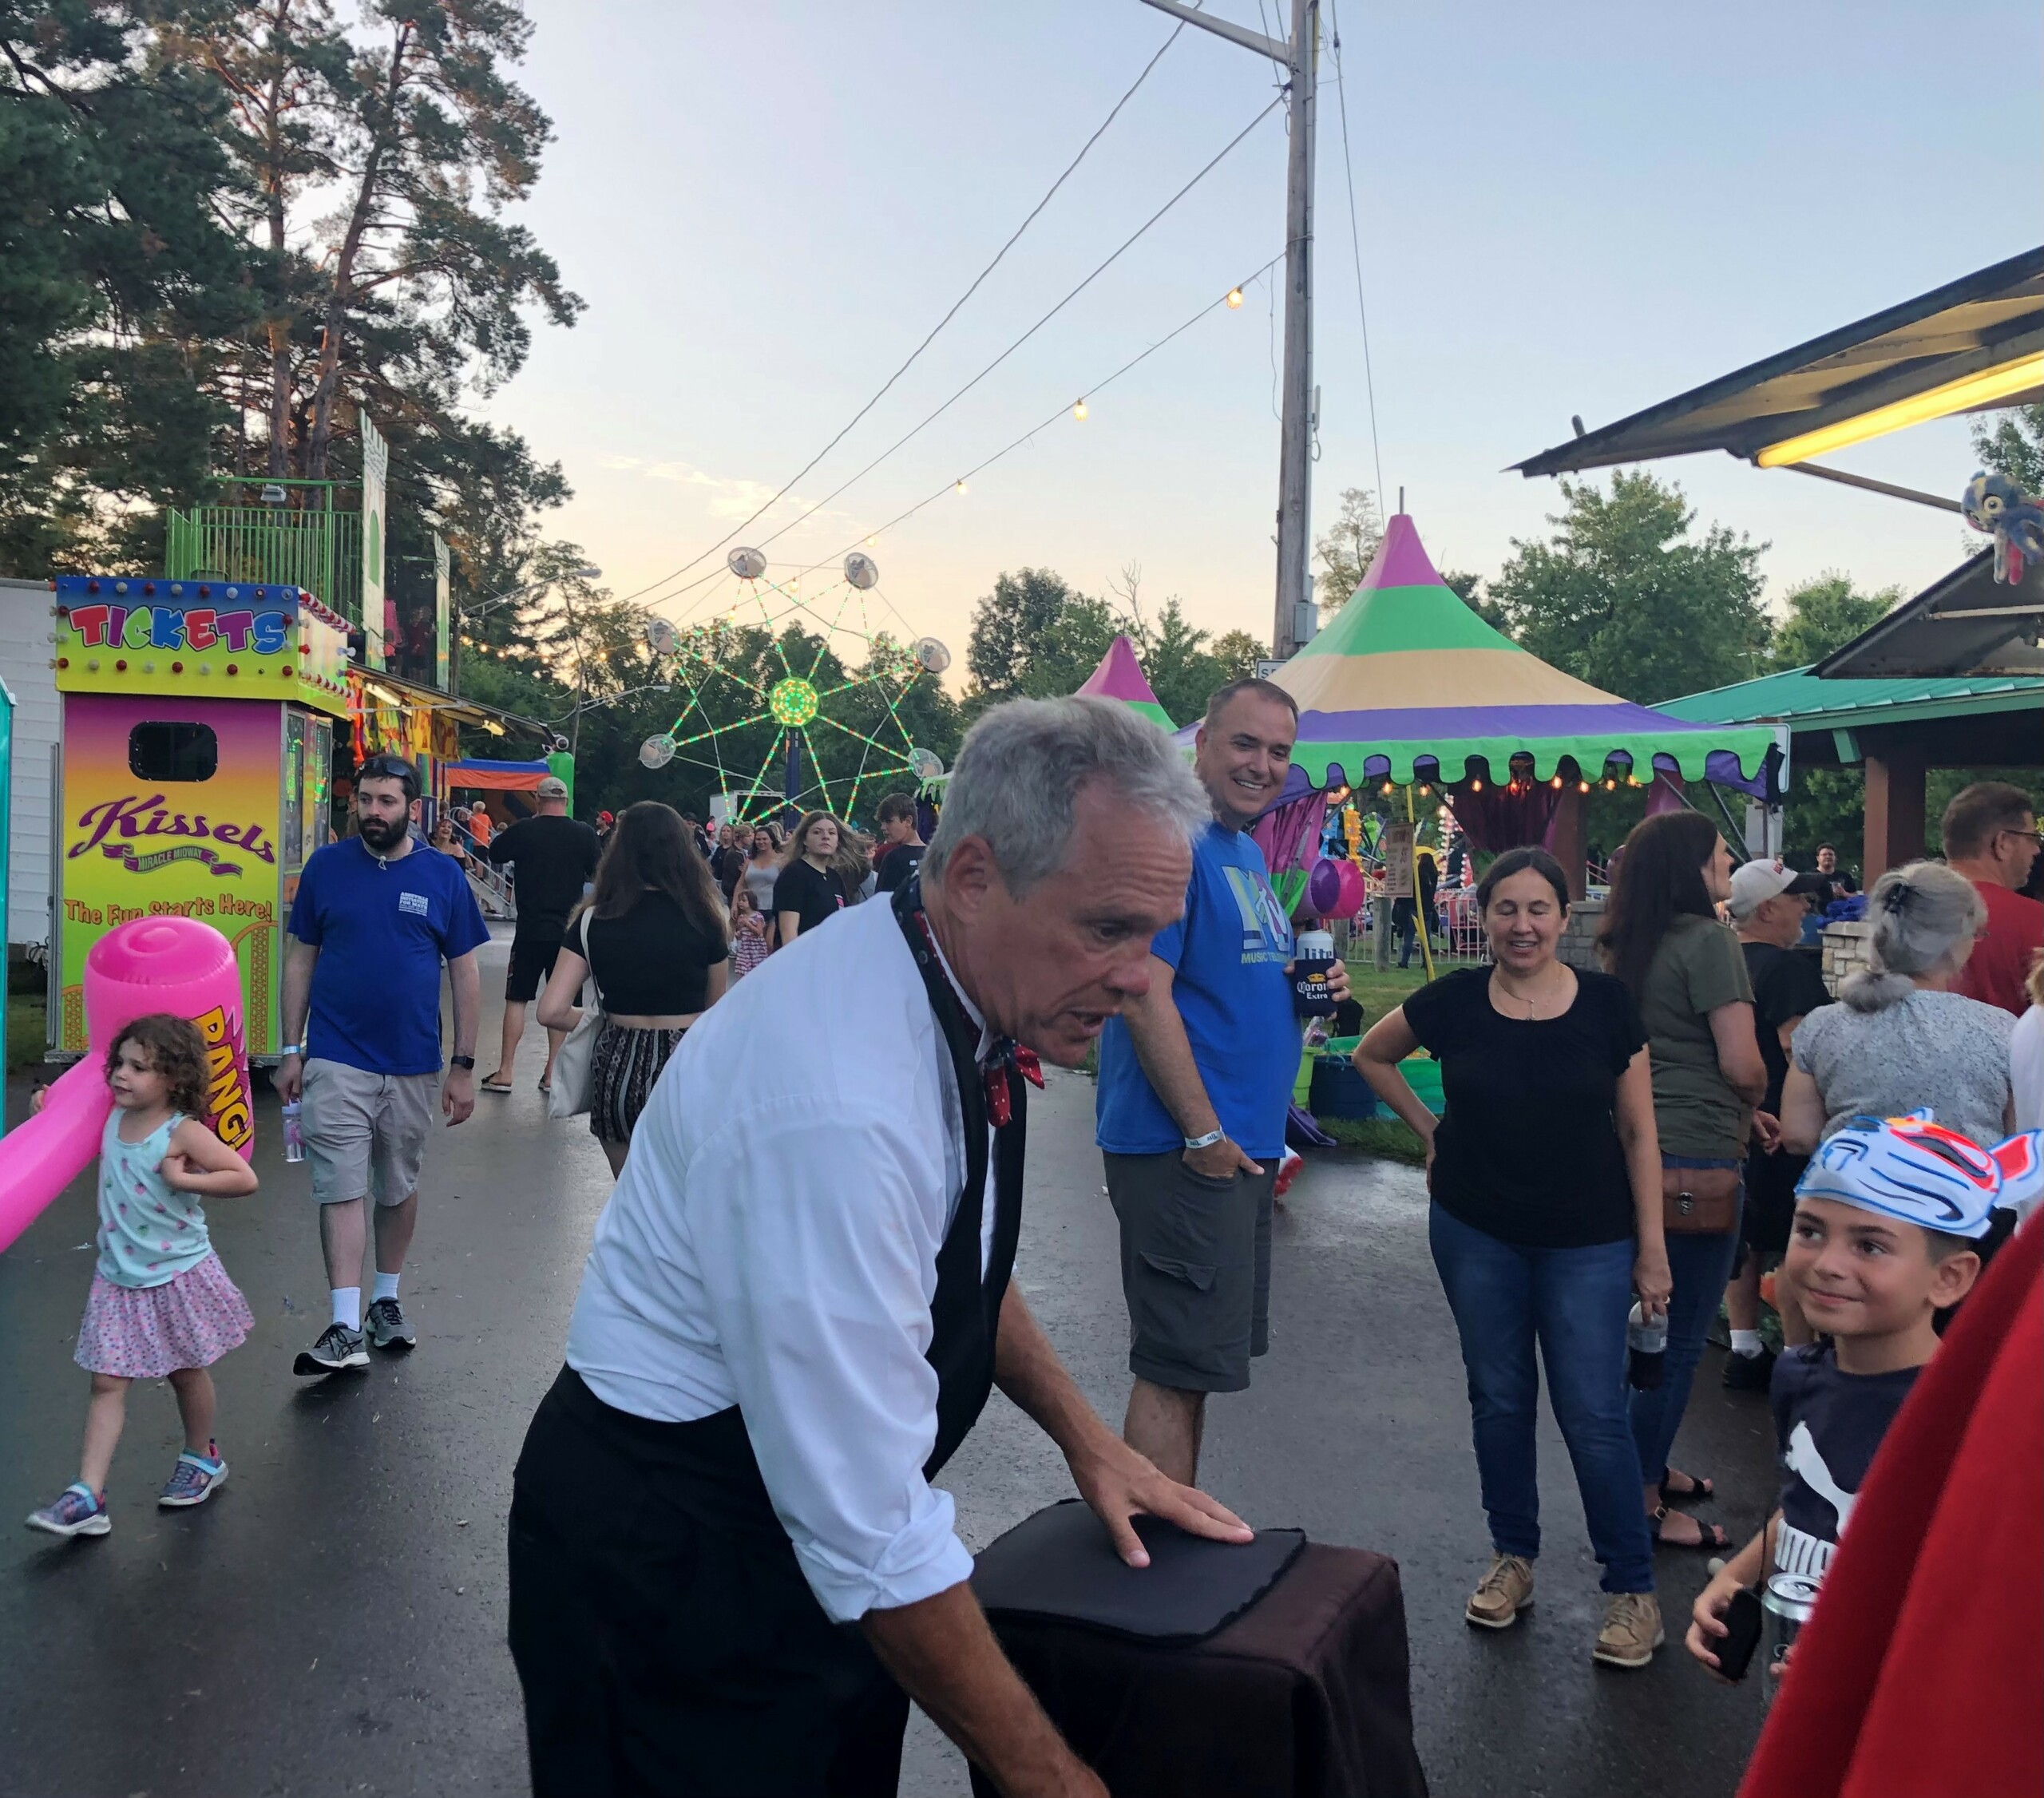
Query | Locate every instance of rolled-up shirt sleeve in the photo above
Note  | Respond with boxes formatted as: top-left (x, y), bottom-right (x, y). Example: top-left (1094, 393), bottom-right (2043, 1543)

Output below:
top-left (685, 1101), bottom-right (972, 1623)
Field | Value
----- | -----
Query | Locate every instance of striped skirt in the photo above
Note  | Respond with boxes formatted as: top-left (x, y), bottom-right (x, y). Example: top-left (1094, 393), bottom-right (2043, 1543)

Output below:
top-left (588, 1020), bottom-right (687, 1146)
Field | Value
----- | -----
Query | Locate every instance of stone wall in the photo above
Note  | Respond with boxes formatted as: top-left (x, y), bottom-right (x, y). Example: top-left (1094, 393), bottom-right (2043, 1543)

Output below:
top-left (1559, 896), bottom-right (1604, 970)
top-left (1820, 921), bottom-right (1874, 996)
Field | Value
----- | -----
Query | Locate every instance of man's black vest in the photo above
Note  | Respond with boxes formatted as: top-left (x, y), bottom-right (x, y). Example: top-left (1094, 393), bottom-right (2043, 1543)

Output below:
top-left (891, 877), bottom-right (1026, 1475)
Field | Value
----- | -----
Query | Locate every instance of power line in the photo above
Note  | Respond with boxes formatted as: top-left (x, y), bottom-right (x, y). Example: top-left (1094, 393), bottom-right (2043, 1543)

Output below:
top-left (1327, 0), bottom-right (1387, 513)
top-left (635, 92), bottom-right (1286, 614)
top-left (654, 254), bottom-right (1288, 626)
top-left (613, 18), bottom-right (1194, 606)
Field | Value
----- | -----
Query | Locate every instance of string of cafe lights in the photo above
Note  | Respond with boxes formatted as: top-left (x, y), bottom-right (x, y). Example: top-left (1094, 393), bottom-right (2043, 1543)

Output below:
top-left (613, 10), bottom-right (1204, 608)
top-left (628, 91), bottom-right (1287, 618)
top-left (645, 255), bottom-right (1285, 634)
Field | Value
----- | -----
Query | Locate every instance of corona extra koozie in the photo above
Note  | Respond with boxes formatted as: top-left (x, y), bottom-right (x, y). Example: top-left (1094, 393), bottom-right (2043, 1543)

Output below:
top-left (0, 916), bottom-right (252, 1254)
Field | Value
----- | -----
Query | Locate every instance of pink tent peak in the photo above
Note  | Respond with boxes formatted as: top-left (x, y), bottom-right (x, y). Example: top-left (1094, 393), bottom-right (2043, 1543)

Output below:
top-left (1076, 633), bottom-right (1164, 706)
top-left (1357, 512), bottom-right (1448, 595)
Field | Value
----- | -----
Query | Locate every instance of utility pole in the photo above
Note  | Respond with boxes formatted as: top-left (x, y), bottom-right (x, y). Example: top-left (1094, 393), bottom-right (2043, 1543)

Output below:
top-left (1139, 0), bottom-right (1317, 659)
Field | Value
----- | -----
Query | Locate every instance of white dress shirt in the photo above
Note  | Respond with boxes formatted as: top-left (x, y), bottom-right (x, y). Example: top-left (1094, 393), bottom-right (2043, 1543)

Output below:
top-left (565, 895), bottom-right (997, 1623)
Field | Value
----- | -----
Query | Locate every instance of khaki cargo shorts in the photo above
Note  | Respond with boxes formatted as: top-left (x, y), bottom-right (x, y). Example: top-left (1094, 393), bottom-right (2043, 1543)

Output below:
top-left (302, 1057), bottom-right (439, 1207)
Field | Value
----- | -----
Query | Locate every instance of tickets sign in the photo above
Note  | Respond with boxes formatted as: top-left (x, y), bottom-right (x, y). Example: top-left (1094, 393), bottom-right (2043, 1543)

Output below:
top-left (52, 575), bottom-right (351, 715)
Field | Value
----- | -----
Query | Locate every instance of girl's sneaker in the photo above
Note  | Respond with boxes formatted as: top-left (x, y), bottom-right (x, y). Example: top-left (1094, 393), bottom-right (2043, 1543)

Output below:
top-left (26, 1483), bottom-right (110, 1539)
top-left (158, 1445), bottom-right (228, 1509)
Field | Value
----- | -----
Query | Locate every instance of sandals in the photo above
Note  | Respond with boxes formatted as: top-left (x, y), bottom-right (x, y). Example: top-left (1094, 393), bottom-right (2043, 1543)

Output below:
top-left (1649, 1504), bottom-right (1729, 1551)
top-left (1658, 1471), bottom-right (1715, 1506)
top-left (479, 1075), bottom-right (514, 1095)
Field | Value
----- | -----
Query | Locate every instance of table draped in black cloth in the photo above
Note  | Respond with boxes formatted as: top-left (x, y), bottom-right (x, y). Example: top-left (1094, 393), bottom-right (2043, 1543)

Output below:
top-left (969, 1542), bottom-right (1429, 1798)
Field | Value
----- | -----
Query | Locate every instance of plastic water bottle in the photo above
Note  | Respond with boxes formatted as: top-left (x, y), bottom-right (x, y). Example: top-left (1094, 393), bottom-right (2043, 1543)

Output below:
top-left (281, 1099), bottom-right (306, 1165)
top-left (1626, 1301), bottom-right (1666, 1390)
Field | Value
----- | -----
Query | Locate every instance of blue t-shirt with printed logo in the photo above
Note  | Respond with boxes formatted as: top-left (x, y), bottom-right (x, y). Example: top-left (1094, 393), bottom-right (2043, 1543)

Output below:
top-left (1095, 821), bottom-right (1297, 1162)
top-left (287, 837), bottom-right (490, 1076)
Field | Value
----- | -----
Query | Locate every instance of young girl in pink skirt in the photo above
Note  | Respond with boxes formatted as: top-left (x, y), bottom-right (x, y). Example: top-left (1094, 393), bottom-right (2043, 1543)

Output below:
top-left (727, 885), bottom-right (770, 980)
top-left (26, 1013), bottom-right (259, 1539)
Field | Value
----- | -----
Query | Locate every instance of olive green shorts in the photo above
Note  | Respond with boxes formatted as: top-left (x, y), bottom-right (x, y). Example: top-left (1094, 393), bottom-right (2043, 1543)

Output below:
top-left (1104, 1150), bottom-right (1274, 1395)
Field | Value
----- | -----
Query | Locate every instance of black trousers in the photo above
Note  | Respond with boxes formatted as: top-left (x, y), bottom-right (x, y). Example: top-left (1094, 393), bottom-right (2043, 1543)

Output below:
top-left (508, 1368), bottom-right (911, 1797)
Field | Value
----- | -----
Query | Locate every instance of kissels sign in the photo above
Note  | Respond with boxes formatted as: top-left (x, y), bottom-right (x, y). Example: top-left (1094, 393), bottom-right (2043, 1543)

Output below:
top-left (69, 793), bottom-right (279, 879)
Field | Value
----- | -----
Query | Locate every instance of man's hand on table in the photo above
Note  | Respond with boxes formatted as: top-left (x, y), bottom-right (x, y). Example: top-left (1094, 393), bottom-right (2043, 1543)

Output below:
top-left (1068, 1428), bottom-right (1254, 1567)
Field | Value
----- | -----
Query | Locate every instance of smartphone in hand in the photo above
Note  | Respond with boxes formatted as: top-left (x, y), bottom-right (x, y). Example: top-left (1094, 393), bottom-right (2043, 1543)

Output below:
top-left (1713, 1586), bottom-right (1765, 1681)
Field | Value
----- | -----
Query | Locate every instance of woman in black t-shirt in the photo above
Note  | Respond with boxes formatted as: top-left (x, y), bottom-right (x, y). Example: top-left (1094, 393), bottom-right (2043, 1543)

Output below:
top-left (537, 802), bottom-right (728, 1176)
top-left (771, 812), bottom-right (850, 949)
top-left (1355, 847), bottom-right (1673, 1666)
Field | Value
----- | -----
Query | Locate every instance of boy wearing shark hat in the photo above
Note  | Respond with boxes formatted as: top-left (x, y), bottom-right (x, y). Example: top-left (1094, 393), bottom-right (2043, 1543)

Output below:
top-left (1687, 1112), bottom-right (2042, 1677)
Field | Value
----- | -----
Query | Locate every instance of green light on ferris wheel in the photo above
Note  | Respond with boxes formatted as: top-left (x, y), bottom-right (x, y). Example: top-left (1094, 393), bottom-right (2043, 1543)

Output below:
top-left (769, 676), bottom-right (820, 727)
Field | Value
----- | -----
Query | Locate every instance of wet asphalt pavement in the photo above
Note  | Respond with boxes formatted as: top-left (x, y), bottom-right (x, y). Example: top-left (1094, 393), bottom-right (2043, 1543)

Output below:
top-left (0, 933), bottom-right (1777, 1796)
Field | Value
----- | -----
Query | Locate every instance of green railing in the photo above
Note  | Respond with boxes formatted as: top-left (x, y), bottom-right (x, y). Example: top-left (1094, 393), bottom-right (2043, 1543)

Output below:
top-left (164, 505), bottom-right (362, 624)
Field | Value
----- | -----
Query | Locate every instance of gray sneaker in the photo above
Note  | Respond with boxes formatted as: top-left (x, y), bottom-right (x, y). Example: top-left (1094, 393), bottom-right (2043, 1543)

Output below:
top-left (366, 1297), bottom-right (415, 1352)
top-left (293, 1321), bottom-right (369, 1376)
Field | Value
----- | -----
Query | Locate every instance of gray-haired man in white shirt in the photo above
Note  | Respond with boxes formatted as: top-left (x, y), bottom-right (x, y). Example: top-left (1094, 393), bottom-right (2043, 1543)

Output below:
top-left (509, 698), bottom-right (1254, 1798)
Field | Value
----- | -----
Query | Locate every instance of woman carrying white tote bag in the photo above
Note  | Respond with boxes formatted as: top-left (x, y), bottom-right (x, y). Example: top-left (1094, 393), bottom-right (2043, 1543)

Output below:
top-left (536, 802), bottom-right (731, 1177)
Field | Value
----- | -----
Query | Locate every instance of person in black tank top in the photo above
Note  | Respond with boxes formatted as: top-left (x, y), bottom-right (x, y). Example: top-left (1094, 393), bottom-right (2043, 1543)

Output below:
top-left (536, 802), bottom-right (728, 1177)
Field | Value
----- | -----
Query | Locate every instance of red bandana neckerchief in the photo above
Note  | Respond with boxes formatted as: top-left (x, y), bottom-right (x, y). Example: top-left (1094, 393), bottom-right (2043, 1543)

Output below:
top-left (909, 907), bottom-right (1043, 1127)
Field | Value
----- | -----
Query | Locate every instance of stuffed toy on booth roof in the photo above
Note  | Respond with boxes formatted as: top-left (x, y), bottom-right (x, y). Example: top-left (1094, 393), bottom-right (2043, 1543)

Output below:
top-left (1961, 470), bottom-right (2044, 584)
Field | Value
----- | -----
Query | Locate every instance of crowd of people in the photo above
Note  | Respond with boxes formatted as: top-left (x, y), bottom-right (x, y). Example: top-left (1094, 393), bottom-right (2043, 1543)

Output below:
top-left (18, 695), bottom-right (2038, 1797)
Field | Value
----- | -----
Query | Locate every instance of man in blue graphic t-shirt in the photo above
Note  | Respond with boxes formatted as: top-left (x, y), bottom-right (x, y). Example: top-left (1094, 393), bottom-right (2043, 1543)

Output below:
top-left (1095, 678), bottom-right (1347, 1482)
top-left (276, 754), bottom-right (490, 1376)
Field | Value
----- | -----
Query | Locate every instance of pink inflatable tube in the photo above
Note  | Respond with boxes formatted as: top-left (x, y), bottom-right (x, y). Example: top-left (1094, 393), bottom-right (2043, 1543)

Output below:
top-left (0, 917), bottom-right (254, 1255)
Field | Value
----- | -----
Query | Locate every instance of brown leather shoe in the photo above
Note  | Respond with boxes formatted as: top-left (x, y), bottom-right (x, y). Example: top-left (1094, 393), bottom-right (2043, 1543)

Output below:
top-left (1592, 1591), bottom-right (1665, 1668)
top-left (1464, 1552), bottom-right (1535, 1630)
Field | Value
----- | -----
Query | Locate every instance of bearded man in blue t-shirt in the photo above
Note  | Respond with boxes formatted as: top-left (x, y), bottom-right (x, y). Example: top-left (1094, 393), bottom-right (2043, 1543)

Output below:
top-left (1095, 677), bottom-right (1347, 1482)
top-left (275, 755), bottom-right (490, 1376)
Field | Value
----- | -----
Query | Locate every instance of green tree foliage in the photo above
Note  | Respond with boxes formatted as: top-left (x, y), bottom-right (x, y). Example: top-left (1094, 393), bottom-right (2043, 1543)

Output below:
top-left (0, 0), bottom-right (263, 571)
top-left (965, 565), bottom-right (1266, 728)
top-left (1440, 568), bottom-right (1511, 635)
top-left (1313, 485), bottom-right (1381, 612)
top-left (2, 0), bottom-right (580, 621)
top-left (1971, 404), bottom-right (2044, 492)
top-left (1768, 572), bottom-right (1901, 671)
top-left (1490, 470), bottom-right (1770, 703)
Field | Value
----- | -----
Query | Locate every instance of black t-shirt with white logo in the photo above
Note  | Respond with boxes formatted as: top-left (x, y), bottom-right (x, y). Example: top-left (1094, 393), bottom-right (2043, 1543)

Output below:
top-left (1769, 1341), bottom-right (1920, 1582)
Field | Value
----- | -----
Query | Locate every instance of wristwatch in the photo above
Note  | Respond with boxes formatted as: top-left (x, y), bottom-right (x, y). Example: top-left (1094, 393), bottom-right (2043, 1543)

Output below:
top-left (450, 1055), bottom-right (477, 1071)
top-left (1183, 1128), bottom-right (1226, 1151)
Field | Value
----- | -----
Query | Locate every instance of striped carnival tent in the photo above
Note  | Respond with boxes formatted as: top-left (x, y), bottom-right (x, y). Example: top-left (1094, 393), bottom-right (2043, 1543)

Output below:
top-left (1268, 513), bottom-right (1779, 795)
top-left (1075, 634), bottom-right (1176, 732)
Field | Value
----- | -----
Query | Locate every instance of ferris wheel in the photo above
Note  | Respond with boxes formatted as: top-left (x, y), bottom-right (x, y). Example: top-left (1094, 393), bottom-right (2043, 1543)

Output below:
top-left (636, 548), bottom-right (949, 824)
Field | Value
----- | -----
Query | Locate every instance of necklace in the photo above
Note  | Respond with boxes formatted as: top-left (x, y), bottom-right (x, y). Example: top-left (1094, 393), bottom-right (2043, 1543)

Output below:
top-left (1491, 964), bottom-right (1567, 1020)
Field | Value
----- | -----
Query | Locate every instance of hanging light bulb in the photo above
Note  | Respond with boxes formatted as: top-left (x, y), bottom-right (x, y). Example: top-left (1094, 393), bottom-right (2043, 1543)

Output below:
top-left (1469, 778), bottom-right (1483, 793)
top-left (1418, 783), bottom-right (1432, 796)
top-left (954, 479), bottom-right (968, 496)
top-left (1603, 778), bottom-right (1617, 791)
top-left (1226, 287), bottom-right (1245, 309)
top-left (866, 535), bottom-right (877, 549)
top-left (1380, 781), bottom-right (1394, 795)
top-left (1551, 775), bottom-right (1564, 789)
top-left (1579, 781), bottom-right (1591, 793)
top-left (1072, 398), bottom-right (1088, 421)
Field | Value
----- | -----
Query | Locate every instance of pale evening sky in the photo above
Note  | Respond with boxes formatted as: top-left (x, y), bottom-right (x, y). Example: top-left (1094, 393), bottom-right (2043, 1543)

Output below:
top-left (484, 0), bottom-right (2041, 685)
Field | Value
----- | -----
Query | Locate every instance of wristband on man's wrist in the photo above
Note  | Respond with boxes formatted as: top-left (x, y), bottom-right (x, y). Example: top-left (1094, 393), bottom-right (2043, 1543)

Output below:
top-left (1182, 1128), bottom-right (1226, 1151)
top-left (279, 1044), bottom-right (303, 1058)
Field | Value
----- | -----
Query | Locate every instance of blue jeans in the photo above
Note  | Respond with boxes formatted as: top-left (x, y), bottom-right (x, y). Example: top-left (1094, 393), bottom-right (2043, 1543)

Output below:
top-left (1627, 1157), bottom-right (1742, 1487)
top-left (1429, 1204), bottom-right (1654, 1594)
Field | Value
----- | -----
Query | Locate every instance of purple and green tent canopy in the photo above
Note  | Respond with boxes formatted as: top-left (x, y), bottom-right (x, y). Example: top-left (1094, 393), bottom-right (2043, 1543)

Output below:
top-left (1250, 515), bottom-right (1780, 794)
top-left (1075, 634), bottom-right (1176, 732)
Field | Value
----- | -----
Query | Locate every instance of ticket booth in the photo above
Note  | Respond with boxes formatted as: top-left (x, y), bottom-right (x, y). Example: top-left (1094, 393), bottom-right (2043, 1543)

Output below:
top-left (49, 575), bottom-right (351, 1062)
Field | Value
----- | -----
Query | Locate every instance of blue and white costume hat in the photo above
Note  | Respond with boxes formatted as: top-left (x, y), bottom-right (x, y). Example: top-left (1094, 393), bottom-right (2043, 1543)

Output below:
top-left (1796, 1112), bottom-right (2044, 1241)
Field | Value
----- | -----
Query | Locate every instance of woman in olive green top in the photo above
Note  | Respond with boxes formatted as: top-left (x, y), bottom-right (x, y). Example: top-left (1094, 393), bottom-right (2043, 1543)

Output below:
top-left (1600, 812), bottom-right (1766, 1552)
